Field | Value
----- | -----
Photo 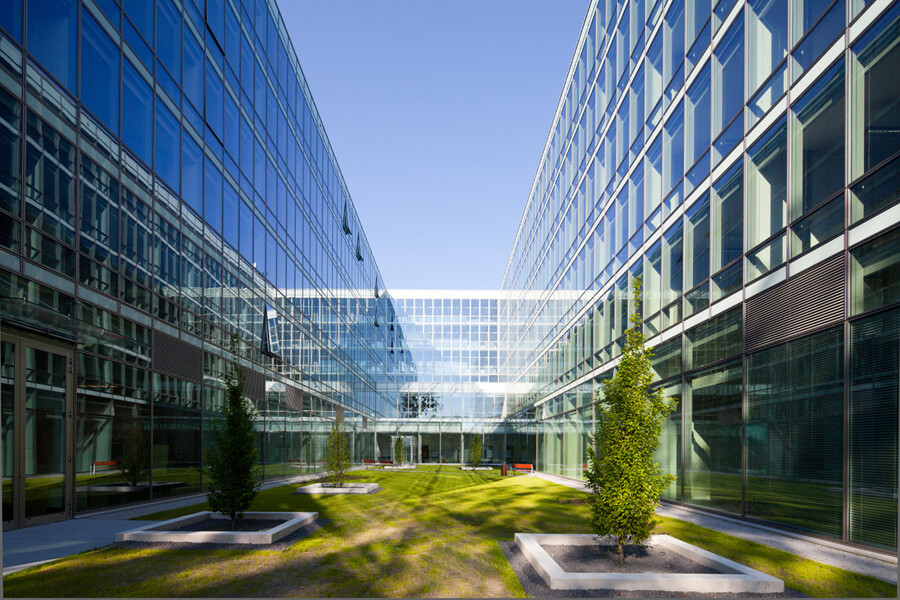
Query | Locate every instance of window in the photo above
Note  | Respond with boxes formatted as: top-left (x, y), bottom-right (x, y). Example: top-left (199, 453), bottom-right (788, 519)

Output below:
top-left (665, 0), bottom-right (685, 85)
top-left (713, 17), bottom-right (744, 138)
top-left (747, 117), bottom-right (787, 248)
top-left (27, 0), bottom-right (77, 91)
top-left (850, 227), bottom-right (900, 316)
top-left (183, 28), bottom-right (204, 110)
top-left (664, 100), bottom-right (685, 194)
top-left (748, 0), bottom-right (788, 96)
top-left (0, 0), bottom-right (22, 42)
top-left (685, 195), bottom-right (710, 290)
top-left (181, 132), bottom-right (203, 216)
top-left (0, 87), bottom-right (21, 217)
top-left (850, 3), bottom-right (900, 180)
top-left (791, 62), bottom-right (844, 219)
top-left (203, 157), bottom-right (222, 235)
top-left (205, 60), bottom-right (224, 141)
top-left (663, 220), bottom-right (683, 327)
top-left (123, 59), bottom-right (152, 165)
top-left (711, 160), bottom-right (742, 273)
top-left (156, 0), bottom-right (181, 80)
top-left (686, 64), bottom-right (711, 170)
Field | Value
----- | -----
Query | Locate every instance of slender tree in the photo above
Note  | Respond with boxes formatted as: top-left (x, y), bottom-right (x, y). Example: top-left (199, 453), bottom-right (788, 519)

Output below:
top-left (121, 419), bottom-right (146, 487)
top-left (393, 436), bottom-right (405, 465)
top-left (324, 417), bottom-right (351, 487)
top-left (584, 277), bottom-right (677, 564)
top-left (204, 335), bottom-right (261, 529)
top-left (468, 435), bottom-right (483, 468)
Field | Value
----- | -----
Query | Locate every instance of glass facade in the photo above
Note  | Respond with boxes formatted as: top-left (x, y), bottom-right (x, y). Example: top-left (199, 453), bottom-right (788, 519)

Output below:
top-left (0, 0), bottom-right (405, 524)
top-left (500, 0), bottom-right (900, 552)
top-left (0, 0), bottom-right (898, 555)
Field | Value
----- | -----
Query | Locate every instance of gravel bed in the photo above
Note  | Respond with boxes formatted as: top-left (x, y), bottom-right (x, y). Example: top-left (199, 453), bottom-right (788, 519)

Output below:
top-left (173, 518), bottom-right (287, 532)
top-left (114, 518), bottom-right (329, 551)
top-left (543, 542), bottom-right (718, 574)
top-left (498, 541), bottom-right (807, 598)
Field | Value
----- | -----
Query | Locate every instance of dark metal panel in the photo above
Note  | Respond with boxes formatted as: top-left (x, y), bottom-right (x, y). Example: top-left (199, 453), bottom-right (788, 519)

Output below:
top-left (745, 254), bottom-right (845, 354)
top-left (244, 367), bottom-right (265, 401)
top-left (284, 385), bottom-right (303, 411)
top-left (151, 330), bottom-right (202, 383)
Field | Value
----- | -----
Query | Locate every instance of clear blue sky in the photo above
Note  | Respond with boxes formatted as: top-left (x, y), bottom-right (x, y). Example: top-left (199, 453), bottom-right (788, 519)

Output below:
top-left (279, 2), bottom-right (589, 289)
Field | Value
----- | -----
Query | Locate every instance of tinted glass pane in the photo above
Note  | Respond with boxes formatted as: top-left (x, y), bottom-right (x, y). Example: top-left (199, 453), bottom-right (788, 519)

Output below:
top-left (124, 0), bottom-right (152, 41)
top-left (686, 64), bottom-right (711, 167)
top-left (748, 0), bottom-right (788, 94)
top-left (223, 182), bottom-right (239, 249)
top-left (686, 195), bottom-right (710, 289)
top-left (27, 0), bottom-right (77, 91)
top-left (747, 328), bottom-right (844, 538)
top-left (156, 0), bottom-right (181, 80)
top-left (748, 118), bottom-right (787, 246)
top-left (204, 157), bottom-right (222, 234)
top-left (791, 62), bottom-right (844, 218)
top-left (81, 9), bottom-right (120, 134)
top-left (123, 59), bottom-right (152, 165)
top-left (182, 132), bottom-right (203, 216)
top-left (154, 99), bottom-right (180, 192)
top-left (850, 226), bottom-right (900, 316)
top-left (712, 160), bottom-right (742, 272)
top-left (0, 0), bottom-right (22, 42)
top-left (205, 59), bottom-right (224, 140)
top-left (713, 18), bottom-right (744, 137)
top-left (183, 29), bottom-right (204, 110)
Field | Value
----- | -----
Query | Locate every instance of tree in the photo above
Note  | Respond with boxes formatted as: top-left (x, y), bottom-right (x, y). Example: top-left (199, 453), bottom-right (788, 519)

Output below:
top-left (584, 276), bottom-right (677, 565)
top-left (393, 436), bottom-right (405, 465)
top-left (121, 419), bottom-right (146, 487)
top-left (468, 435), bottom-right (483, 467)
top-left (204, 335), bottom-right (262, 529)
top-left (324, 417), bottom-right (351, 487)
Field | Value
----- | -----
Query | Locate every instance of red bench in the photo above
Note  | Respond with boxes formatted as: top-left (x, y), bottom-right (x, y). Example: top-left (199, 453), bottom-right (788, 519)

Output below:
top-left (91, 461), bottom-right (120, 475)
top-left (379, 460), bottom-right (393, 465)
top-left (511, 463), bottom-right (533, 474)
top-left (363, 459), bottom-right (378, 469)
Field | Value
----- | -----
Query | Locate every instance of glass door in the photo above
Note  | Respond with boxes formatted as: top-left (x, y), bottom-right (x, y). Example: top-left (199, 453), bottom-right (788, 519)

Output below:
top-left (1, 336), bottom-right (73, 530)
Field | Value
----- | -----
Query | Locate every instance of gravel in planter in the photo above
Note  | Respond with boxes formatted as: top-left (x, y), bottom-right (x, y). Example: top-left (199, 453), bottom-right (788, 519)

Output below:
top-left (542, 542), bottom-right (718, 574)
top-left (498, 541), bottom-right (807, 599)
top-left (173, 518), bottom-right (287, 533)
top-left (114, 518), bottom-right (329, 551)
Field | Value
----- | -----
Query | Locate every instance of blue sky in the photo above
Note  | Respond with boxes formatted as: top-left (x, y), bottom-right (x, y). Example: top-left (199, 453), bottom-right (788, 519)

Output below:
top-left (280, 2), bottom-right (589, 289)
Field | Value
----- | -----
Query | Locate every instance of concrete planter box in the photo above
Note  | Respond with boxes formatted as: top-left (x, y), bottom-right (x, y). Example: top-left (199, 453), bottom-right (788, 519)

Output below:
top-left (383, 464), bottom-right (417, 470)
top-left (459, 466), bottom-right (493, 471)
top-left (514, 533), bottom-right (784, 594)
top-left (297, 482), bottom-right (381, 494)
top-left (116, 511), bottom-right (317, 545)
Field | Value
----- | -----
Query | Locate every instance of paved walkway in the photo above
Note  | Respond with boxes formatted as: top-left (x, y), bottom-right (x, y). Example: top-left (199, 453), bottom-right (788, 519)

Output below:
top-left (531, 471), bottom-right (898, 584)
top-left (2, 469), bottom-right (350, 574)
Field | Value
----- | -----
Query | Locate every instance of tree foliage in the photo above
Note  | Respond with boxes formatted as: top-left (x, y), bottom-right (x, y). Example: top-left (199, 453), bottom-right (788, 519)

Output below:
top-left (204, 335), bottom-right (261, 529)
top-left (468, 435), bottom-right (483, 467)
top-left (324, 417), bottom-right (351, 487)
top-left (393, 436), bottom-right (405, 465)
top-left (584, 277), bottom-right (677, 564)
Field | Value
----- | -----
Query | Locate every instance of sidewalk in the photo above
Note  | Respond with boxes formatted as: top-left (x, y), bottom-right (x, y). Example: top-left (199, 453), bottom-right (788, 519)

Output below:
top-left (531, 471), bottom-right (898, 584)
top-left (2, 469), bottom-right (348, 575)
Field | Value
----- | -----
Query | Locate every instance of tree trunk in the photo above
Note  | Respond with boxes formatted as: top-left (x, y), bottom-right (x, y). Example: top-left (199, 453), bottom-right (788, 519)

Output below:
top-left (231, 516), bottom-right (236, 531)
top-left (618, 539), bottom-right (624, 565)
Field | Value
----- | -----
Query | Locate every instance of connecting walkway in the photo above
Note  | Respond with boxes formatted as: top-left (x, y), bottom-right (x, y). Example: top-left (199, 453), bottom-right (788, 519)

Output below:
top-left (531, 471), bottom-right (898, 584)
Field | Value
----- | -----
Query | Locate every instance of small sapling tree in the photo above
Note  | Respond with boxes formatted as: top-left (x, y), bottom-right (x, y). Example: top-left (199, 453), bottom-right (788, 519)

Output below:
top-left (393, 436), bottom-right (405, 465)
top-left (205, 335), bottom-right (262, 529)
top-left (584, 277), bottom-right (677, 565)
top-left (324, 417), bottom-right (351, 487)
top-left (468, 435), bottom-right (483, 467)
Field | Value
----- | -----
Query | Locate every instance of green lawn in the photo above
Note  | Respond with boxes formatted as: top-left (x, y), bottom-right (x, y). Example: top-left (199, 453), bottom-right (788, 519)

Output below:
top-left (4, 468), bottom-right (895, 598)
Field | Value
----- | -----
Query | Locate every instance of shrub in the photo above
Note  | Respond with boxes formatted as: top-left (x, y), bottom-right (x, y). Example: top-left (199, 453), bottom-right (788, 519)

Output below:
top-left (468, 436), bottom-right (483, 467)
top-left (584, 277), bottom-right (677, 564)
top-left (393, 436), bottom-right (405, 465)
top-left (324, 417), bottom-right (351, 487)
top-left (204, 335), bottom-right (261, 529)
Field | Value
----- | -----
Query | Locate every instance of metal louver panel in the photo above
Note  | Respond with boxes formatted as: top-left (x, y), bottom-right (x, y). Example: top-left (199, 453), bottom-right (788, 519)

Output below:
top-left (745, 254), bottom-right (845, 353)
top-left (285, 385), bottom-right (303, 411)
top-left (151, 330), bottom-right (202, 383)
top-left (244, 367), bottom-right (265, 401)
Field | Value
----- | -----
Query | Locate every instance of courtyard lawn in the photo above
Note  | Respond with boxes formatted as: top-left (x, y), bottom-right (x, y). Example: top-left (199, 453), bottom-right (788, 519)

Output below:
top-left (4, 468), bottom-right (895, 598)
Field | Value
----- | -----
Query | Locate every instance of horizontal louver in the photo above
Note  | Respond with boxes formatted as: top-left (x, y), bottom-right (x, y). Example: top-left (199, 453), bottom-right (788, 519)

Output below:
top-left (151, 330), bottom-right (201, 383)
top-left (745, 255), bottom-right (844, 353)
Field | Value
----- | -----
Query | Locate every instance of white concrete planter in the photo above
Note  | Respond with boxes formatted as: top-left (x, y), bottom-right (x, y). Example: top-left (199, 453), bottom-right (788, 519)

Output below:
top-left (115, 511), bottom-right (317, 545)
top-left (297, 482), bottom-right (381, 494)
top-left (383, 464), bottom-right (417, 470)
top-left (459, 466), bottom-right (493, 471)
top-left (514, 533), bottom-right (784, 593)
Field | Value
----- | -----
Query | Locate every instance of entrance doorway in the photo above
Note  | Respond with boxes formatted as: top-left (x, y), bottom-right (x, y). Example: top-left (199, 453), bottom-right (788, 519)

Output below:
top-left (1, 335), bottom-right (74, 530)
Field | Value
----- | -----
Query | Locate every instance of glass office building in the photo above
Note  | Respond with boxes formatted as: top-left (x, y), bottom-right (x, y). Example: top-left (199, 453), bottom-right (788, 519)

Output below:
top-left (380, 291), bottom-right (535, 465)
top-left (0, 0), bottom-right (407, 529)
top-left (500, 0), bottom-right (899, 551)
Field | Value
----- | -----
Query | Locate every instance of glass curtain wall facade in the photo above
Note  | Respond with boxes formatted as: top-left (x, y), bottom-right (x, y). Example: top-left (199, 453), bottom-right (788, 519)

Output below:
top-left (0, 0), bottom-right (406, 527)
top-left (500, 0), bottom-right (899, 552)
top-left (383, 291), bottom-right (534, 465)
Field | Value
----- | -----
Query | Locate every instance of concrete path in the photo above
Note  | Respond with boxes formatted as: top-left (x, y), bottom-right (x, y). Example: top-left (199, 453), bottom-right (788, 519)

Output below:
top-left (531, 471), bottom-right (898, 584)
top-left (2, 468), bottom-right (357, 574)
top-left (3, 519), bottom-right (142, 574)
